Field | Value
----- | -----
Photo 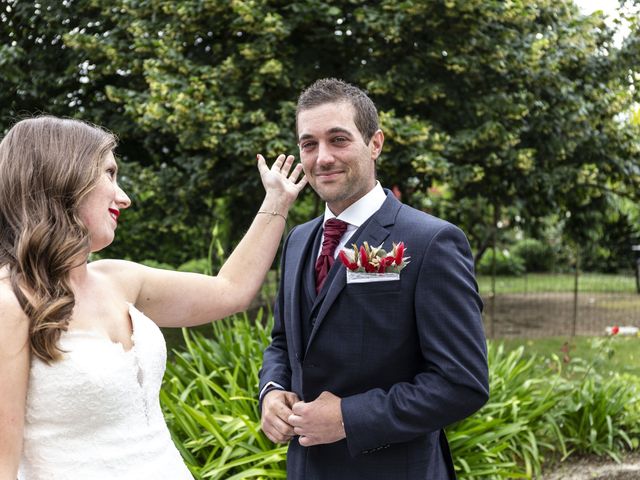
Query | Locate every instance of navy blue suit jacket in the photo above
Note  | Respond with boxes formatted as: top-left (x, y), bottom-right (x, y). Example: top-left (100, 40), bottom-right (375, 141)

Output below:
top-left (259, 192), bottom-right (489, 479)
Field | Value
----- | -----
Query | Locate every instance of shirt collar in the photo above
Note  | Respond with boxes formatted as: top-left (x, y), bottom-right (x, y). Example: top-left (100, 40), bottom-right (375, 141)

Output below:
top-left (322, 181), bottom-right (386, 227)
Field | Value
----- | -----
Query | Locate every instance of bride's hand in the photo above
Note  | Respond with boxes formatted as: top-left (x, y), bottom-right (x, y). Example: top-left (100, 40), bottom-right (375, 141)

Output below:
top-left (257, 154), bottom-right (307, 212)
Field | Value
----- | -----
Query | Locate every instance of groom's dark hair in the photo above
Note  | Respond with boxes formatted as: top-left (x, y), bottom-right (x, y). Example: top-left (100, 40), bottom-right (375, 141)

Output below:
top-left (296, 78), bottom-right (380, 144)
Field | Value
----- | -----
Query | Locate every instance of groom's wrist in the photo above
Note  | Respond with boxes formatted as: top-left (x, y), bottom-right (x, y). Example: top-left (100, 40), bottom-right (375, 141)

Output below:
top-left (259, 381), bottom-right (285, 402)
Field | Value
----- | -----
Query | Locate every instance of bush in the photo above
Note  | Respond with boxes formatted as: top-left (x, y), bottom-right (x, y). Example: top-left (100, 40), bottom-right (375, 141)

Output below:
top-left (447, 344), bottom-right (561, 478)
top-left (477, 249), bottom-right (525, 276)
top-left (512, 239), bottom-right (556, 272)
top-left (450, 344), bottom-right (640, 478)
top-left (560, 375), bottom-right (638, 460)
top-left (140, 259), bottom-right (176, 270)
top-left (161, 315), bottom-right (640, 479)
top-left (161, 311), bottom-right (287, 479)
top-left (178, 258), bottom-right (211, 274)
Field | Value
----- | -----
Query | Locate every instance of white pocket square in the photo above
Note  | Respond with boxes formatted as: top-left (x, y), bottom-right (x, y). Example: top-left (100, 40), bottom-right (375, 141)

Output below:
top-left (346, 271), bottom-right (400, 284)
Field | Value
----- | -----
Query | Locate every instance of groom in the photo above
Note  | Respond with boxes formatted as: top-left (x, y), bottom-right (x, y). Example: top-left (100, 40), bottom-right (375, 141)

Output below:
top-left (259, 78), bottom-right (489, 479)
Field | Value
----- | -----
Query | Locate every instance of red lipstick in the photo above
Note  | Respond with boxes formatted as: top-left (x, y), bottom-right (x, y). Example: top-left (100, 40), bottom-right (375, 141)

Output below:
top-left (109, 208), bottom-right (120, 220)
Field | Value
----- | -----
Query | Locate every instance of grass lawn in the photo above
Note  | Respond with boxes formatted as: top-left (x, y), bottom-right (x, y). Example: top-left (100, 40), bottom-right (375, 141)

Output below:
top-left (499, 335), bottom-right (640, 377)
top-left (477, 272), bottom-right (637, 295)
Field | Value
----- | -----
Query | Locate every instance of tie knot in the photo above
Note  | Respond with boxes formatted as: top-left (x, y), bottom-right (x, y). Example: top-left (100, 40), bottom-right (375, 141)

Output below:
top-left (321, 218), bottom-right (348, 254)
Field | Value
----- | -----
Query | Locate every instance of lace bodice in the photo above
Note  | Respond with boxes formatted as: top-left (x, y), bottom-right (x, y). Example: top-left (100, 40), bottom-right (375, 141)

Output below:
top-left (18, 304), bottom-right (193, 480)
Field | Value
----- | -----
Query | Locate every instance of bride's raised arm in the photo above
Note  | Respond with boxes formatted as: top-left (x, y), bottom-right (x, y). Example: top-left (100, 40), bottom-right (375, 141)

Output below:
top-left (103, 153), bottom-right (306, 328)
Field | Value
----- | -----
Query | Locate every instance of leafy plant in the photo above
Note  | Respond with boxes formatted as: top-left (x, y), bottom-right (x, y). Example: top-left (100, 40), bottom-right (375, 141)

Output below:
top-left (161, 311), bottom-right (287, 479)
top-left (449, 344), bottom-right (566, 478)
top-left (559, 375), bottom-right (637, 461)
top-left (161, 314), bottom-right (640, 479)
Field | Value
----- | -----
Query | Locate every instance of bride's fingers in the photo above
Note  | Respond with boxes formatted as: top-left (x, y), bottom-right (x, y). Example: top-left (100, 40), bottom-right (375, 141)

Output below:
top-left (271, 154), bottom-right (286, 170)
top-left (257, 154), bottom-right (269, 174)
top-left (278, 155), bottom-right (295, 176)
top-left (287, 163), bottom-right (304, 183)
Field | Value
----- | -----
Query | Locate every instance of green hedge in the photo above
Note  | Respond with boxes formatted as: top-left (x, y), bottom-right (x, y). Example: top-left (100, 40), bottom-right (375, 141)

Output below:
top-left (511, 239), bottom-right (556, 273)
top-left (161, 313), bottom-right (640, 479)
top-left (477, 249), bottom-right (526, 276)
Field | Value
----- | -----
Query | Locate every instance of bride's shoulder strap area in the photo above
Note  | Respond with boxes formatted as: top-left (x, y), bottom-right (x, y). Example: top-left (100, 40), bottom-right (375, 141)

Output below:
top-left (89, 259), bottom-right (144, 304)
top-left (0, 270), bottom-right (30, 479)
top-left (0, 274), bottom-right (29, 331)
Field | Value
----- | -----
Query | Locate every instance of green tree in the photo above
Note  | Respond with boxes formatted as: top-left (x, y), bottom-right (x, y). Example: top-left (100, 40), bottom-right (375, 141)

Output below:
top-left (2, 0), bottom-right (639, 267)
top-left (358, 0), bottom-right (640, 264)
top-left (0, 0), bottom-right (202, 264)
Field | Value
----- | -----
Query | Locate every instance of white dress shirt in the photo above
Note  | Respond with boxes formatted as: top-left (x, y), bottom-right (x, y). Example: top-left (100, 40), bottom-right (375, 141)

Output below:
top-left (318, 181), bottom-right (387, 259)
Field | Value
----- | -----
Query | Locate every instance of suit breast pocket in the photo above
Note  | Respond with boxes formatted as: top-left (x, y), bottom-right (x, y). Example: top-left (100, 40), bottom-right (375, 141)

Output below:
top-left (346, 279), bottom-right (402, 295)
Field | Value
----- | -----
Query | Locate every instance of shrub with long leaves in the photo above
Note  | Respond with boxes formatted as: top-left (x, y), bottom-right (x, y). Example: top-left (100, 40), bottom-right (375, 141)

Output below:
top-left (448, 344), bottom-right (567, 479)
top-left (558, 365), bottom-right (640, 462)
top-left (161, 313), bottom-right (640, 479)
top-left (161, 311), bottom-right (287, 479)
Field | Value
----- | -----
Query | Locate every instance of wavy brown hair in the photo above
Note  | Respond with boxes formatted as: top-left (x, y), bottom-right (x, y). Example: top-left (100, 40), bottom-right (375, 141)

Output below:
top-left (0, 116), bottom-right (117, 363)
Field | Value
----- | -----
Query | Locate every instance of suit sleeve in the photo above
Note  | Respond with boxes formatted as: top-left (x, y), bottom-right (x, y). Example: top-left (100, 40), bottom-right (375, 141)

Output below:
top-left (340, 223), bottom-right (489, 456)
top-left (258, 229), bottom-right (294, 404)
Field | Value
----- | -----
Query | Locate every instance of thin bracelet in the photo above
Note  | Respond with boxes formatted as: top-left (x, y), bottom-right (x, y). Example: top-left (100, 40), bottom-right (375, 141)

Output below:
top-left (257, 210), bottom-right (287, 221)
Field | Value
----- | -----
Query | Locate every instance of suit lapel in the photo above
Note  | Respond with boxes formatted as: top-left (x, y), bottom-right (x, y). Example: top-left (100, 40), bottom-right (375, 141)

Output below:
top-left (306, 192), bottom-right (402, 350)
top-left (289, 218), bottom-right (323, 358)
top-left (304, 223), bottom-right (323, 301)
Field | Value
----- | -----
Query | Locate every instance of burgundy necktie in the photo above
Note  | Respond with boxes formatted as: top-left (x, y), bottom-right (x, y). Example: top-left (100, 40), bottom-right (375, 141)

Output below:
top-left (315, 218), bottom-right (348, 293)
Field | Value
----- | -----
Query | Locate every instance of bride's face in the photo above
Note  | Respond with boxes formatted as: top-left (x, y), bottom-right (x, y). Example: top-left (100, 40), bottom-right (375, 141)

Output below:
top-left (77, 151), bottom-right (131, 252)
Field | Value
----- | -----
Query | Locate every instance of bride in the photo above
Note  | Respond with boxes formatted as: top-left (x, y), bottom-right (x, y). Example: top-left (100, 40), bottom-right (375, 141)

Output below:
top-left (0, 116), bottom-right (306, 480)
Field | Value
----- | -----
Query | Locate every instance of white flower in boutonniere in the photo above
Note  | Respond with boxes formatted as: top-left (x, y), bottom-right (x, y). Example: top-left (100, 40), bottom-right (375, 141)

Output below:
top-left (339, 241), bottom-right (410, 274)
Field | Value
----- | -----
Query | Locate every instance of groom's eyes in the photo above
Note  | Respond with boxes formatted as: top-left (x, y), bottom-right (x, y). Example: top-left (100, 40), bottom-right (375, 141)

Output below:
top-left (299, 135), bottom-right (350, 153)
top-left (300, 141), bottom-right (317, 151)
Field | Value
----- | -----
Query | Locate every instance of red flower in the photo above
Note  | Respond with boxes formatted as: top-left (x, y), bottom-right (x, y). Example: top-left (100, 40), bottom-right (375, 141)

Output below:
top-left (360, 246), bottom-right (376, 272)
top-left (378, 256), bottom-right (396, 273)
top-left (377, 257), bottom-right (389, 273)
top-left (394, 242), bottom-right (405, 266)
top-left (339, 250), bottom-right (358, 271)
top-left (359, 245), bottom-right (368, 265)
top-left (611, 326), bottom-right (620, 335)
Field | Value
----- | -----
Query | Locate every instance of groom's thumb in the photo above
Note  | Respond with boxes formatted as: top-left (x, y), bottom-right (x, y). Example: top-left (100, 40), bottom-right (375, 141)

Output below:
top-left (291, 400), bottom-right (306, 415)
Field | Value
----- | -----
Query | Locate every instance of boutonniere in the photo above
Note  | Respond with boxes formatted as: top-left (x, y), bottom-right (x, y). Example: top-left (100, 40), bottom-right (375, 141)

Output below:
top-left (338, 241), bottom-right (410, 274)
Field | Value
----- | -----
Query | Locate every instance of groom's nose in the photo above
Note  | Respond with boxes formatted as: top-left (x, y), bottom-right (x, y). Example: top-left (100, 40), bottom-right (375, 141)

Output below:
top-left (316, 141), bottom-right (335, 166)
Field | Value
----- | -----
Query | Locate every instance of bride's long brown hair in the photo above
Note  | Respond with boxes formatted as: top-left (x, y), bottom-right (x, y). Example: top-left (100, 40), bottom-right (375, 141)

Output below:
top-left (0, 116), bottom-right (117, 363)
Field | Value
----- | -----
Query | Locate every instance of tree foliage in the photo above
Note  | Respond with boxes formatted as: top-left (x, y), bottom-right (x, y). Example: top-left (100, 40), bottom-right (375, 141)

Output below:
top-left (1, 0), bottom-right (638, 266)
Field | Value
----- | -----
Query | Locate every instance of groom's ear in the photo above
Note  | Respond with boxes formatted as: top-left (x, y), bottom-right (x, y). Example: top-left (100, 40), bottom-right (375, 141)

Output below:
top-left (369, 130), bottom-right (384, 161)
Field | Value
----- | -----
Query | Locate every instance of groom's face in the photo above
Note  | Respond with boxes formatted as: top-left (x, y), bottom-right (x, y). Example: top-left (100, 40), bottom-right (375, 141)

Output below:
top-left (297, 101), bottom-right (383, 215)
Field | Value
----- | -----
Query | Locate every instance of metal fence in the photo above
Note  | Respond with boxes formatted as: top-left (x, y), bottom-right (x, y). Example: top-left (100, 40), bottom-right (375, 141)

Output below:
top-left (480, 272), bottom-right (640, 338)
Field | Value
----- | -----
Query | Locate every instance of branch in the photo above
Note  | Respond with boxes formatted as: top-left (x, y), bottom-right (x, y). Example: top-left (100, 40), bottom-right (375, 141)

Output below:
top-left (573, 182), bottom-right (640, 202)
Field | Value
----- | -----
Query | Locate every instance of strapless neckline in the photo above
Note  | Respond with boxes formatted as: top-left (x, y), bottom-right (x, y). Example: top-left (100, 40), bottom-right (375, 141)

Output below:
top-left (62, 303), bottom-right (143, 353)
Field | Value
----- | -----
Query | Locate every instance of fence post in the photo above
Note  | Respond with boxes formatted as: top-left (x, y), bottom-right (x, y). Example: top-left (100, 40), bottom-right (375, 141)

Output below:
top-left (632, 245), bottom-right (640, 294)
top-left (490, 242), bottom-right (496, 338)
top-left (489, 204), bottom-right (499, 338)
top-left (572, 249), bottom-right (580, 337)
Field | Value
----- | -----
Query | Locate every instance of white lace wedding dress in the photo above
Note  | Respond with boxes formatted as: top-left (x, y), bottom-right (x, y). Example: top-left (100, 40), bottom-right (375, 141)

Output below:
top-left (18, 304), bottom-right (194, 480)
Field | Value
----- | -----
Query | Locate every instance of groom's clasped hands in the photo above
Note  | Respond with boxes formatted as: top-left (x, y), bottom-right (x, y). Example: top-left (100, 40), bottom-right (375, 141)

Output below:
top-left (262, 390), bottom-right (346, 447)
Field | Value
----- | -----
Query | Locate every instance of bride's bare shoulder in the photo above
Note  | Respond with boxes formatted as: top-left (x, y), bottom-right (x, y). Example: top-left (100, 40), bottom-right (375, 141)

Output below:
top-left (88, 259), bottom-right (144, 302)
top-left (89, 258), bottom-right (140, 274)
top-left (0, 266), bottom-right (29, 329)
